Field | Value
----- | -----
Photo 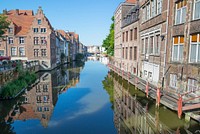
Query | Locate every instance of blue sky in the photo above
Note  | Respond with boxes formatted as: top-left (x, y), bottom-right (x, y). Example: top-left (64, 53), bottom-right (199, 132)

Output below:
top-left (0, 0), bottom-right (123, 46)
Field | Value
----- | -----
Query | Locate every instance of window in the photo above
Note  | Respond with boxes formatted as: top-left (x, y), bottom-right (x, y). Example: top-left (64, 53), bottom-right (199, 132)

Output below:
top-left (149, 36), bottom-right (154, 54)
top-left (134, 28), bottom-right (137, 40)
top-left (44, 107), bottom-right (49, 111)
top-left (19, 47), bottom-right (25, 56)
top-left (144, 70), bottom-right (148, 78)
top-left (141, 39), bottom-right (145, 54)
top-left (41, 37), bottom-right (46, 45)
top-left (194, 0), bottom-right (200, 20)
top-left (152, 0), bottom-right (157, 17)
top-left (37, 107), bottom-right (42, 112)
top-left (41, 49), bottom-right (47, 57)
top-left (146, 3), bottom-right (150, 20)
top-left (33, 28), bottom-right (38, 33)
top-left (36, 85), bottom-right (41, 92)
top-left (0, 50), bottom-right (4, 56)
top-left (34, 37), bottom-right (39, 45)
top-left (189, 34), bottom-right (200, 63)
top-left (41, 28), bottom-right (46, 33)
top-left (145, 38), bottom-right (148, 54)
top-left (8, 28), bottom-right (13, 34)
top-left (130, 29), bottom-right (133, 41)
top-left (122, 47), bottom-right (124, 58)
top-left (130, 47), bottom-right (132, 60)
top-left (38, 19), bottom-right (41, 25)
top-left (175, 0), bottom-right (187, 25)
top-left (19, 37), bottom-right (24, 44)
top-left (43, 84), bottom-right (48, 92)
top-left (43, 96), bottom-right (49, 102)
top-left (134, 46), bottom-right (137, 60)
top-left (157, 0), bottom-right (162, 14)
top-left (172, 36), bottom-right (184, 62)
top-left (8, 37), bottom-right (13, 44)
top-left (126, 31), bottom-right (128, 42)
top-left (123, 32), bottom-right (125, 42)
top-left (148, 72), bottom-right (153, 81)
top-left (34, 49), bottom-right (39, 57)
top-left (11, 47), bottom-right (16, 56)
top-left (187, 78), bottom-right (198, 92)
top-left (126, 47), bottom-right (128, 59)
top-left (154, 34), bottom-right (160, 54)
top-left (170, 74), bottom-right (177, 89)
top-left (142, 7), bottom-right (146, 22)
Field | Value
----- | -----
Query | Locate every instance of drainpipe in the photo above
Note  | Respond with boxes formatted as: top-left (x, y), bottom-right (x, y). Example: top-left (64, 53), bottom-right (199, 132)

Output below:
top-left (162, 0), bottom-right (170, 89)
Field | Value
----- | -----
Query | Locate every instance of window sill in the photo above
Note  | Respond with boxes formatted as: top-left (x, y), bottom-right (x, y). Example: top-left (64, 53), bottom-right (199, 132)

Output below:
top-left (170, 61), bottom-right (183, 64)
top-left (142, 13), bottom-right (162, 24)
top-left (169, 86), bottom-right (178, 90)
top-left (191, 18), bottom-right (200, 22)
top-left (149, 54), bottom-right (160, 57)
top-left (174, 23), bottom-right (185, 26)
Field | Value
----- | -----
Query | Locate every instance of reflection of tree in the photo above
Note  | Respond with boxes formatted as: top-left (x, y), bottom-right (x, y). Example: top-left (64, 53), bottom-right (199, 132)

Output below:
top-left (0, 121), bottom-right (16, 134)
top-left (0, 96), bottom-right (24, 134)
top-left (102, 75), bottom-right (114, 109)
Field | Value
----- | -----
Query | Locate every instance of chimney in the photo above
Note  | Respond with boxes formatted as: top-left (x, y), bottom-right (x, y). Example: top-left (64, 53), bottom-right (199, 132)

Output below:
top-left (3, 9), bottom-right (7, 15)
top-left (15, 9), bottom-right (19, 15)
top-left (126, 0), bottom-right (136, 3)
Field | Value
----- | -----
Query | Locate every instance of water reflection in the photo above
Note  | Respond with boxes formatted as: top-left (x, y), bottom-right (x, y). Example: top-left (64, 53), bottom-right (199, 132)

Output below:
top-left (0, 61), bottom-right (84, 133)
top-left (105, 72), bottom-right (200, 134)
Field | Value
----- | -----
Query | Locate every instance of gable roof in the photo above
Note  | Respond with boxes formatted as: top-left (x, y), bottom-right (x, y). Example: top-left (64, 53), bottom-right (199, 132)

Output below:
top-left (6, 10), bottom-right (34, 36)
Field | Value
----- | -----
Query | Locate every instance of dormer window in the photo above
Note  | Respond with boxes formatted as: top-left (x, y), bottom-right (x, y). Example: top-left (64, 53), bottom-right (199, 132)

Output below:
top-left (8, 28), bottom-right (13, 34)
top-left (38, 19), bottom-right (41, 25)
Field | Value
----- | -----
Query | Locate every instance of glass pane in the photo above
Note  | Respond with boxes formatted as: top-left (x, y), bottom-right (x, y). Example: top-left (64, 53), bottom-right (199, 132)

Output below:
top-left (182, 7), bottom-right (186, 23)
top-left (198, 44), bottom-right (200, 62)
top-left (195, 1), bottom-right (200, 19)
top-left (173, 45), bottom-right (178, 61)
top-left (176, 10), bottom-right (181, 24)
top-left (190, 44), bottom-right (197, 62)
top-left (179, 45), bottom-right (183, 61)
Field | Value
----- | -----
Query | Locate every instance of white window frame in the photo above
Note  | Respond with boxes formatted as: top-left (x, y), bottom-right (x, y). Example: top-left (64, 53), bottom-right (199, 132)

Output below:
top-left (149, 36), bottom-right (154, 54)
top-left (0, 50), bottom-right (4, 56)
top-left (19, 37), bottom-right (24, 44)
top-left (41, 28), bottom-right (46, 33)
top-left (19, 47), bottom-right (25, 56)
top-left (41, 37), bottom-right (46, 45)
top-left (175, 4), bottom-right (186, 25)
top-left (189, 34), bottom-right (200, 63)
top-left (187, 78), bottom-right (198, 92)
top-left (154, 34), bottom-right (160, 55)
top-left (170, 74), bottom-right (178, 89)
top-left (172, 37), bottom-right (184, 62)
top-left (11, 47), bottom-right (17, 56)
top-left (193, 0), bottom-right (200, 20)
top-left (157, 0), bottom-right (162, 14)
top-left (151, 0), bottom-right (157, 17)
top-left (33, 28), bottom-right (38, 33)
top-left (8, 27), bottom-right (13, 34)
top-left (8, 37), bottom-right (13, 44)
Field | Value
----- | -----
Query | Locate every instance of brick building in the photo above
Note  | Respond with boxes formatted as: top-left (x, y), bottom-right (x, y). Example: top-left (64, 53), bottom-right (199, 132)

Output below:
top-left (0, 7), bottom-right (57, 70)
top-left (166, 0), bottom-right (200, 96)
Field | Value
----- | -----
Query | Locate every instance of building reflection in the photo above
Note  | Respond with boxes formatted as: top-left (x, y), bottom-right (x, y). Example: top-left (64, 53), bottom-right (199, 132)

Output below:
top-left (0, 61), bottom-right (84, 131)
top-left (108, 72), bottom-right (200, 134)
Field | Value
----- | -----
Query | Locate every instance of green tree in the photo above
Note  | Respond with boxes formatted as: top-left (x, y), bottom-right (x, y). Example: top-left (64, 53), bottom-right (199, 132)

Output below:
top-left (0, 14), bottom-right (10, 37)
top-left (102, 16), bottom-right (114, 56)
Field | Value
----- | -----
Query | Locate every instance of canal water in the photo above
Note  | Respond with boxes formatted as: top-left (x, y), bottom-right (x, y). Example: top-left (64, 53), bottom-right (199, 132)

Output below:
top-left (0, 58), bottom-right (200, 134)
